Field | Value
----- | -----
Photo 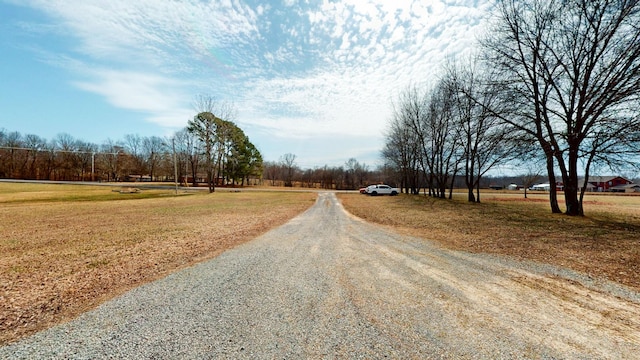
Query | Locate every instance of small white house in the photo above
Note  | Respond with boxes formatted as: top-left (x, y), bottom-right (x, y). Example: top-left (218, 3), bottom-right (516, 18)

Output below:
top-left (507, 183), bottom-right (521, 190)
top-left (531, 183), bottom-right (551, 191)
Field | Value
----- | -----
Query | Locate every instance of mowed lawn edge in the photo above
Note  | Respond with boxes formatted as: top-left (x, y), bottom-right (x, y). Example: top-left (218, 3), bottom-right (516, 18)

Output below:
top-left (338, 192), bottom-right (640, 293)
top-left (1, 184), bottom-right (316, 346)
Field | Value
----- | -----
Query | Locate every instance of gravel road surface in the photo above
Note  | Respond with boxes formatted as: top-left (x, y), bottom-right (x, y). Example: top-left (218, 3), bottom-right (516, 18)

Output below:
top-left (2, 192), bottom-right (640, 359)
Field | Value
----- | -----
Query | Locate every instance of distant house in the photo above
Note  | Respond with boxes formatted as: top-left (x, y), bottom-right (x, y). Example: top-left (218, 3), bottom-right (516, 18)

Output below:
top-left (583, 176), bottom-right (633, 192)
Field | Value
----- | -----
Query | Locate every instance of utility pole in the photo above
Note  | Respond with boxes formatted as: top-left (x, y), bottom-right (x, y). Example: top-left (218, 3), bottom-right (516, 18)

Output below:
top-left (172, 137), bottom-right (178, 195)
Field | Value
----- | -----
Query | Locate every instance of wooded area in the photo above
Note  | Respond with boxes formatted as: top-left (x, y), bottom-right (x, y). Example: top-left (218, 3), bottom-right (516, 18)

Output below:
top-left (0, 126), bottom-right (262, 187)
top-left (0, 127), bottom-right (388, 190)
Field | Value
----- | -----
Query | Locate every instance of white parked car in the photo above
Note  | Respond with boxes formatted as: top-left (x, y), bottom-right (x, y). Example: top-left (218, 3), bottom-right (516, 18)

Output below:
top-left (365, 184), bottom-right (399, 196)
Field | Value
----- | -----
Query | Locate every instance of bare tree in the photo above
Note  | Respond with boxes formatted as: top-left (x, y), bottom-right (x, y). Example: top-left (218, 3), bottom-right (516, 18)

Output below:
top-left (41, 140), bottom-right (57, 180)
top-left (193, 95), bottom-right (237, 119)
top-left (124, 134), bottom-right (145, 177)
top-left (100, 139), bottom-right (124, 181)
top-left (55, 133), bottom-right (76, 180)
top-left (142, 136), bottom-right (165, 181)
top-left (425, 80), bottom-right (464, 199)
top-left (446, 59), bottom-right (523, 203)
top-left (350, 158), bottom-right (370, 189)
top-left (319, 166), bottom-right (337, 189)
top-left (344, 158), bottom-right (369, 190)
top-left (22, 134), bottom-right (46, 179)
top-left (520, 161), bottom-right (544, 199)
top-left (2, 131), bottom-right (22, 178)
top-left (172, 129), bottom-right (197, 186)
top-left (280, 153), bottom-right (297, 187)
top-left (386, 81), bottom-right (471, 198)
top-left (484, 0), bottom-right (640, 215)
top-left (74, 140), bottom-right (96, 181)
top-left (385, 86), bottom-right (426, 194)
top-left (263, 161), bottom-right (282, 186)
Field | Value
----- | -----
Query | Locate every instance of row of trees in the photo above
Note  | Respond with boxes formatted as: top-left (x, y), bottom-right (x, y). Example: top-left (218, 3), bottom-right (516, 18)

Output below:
top-left (0, 130), bottom-right (170, 182)
top-left (0, 98), bottom-right (263, 187)
top-left (384, 0), bottom-right (640, 215)
top-left (384, 75), bottom-right (522, 203)
top-left (1, 125), bottom-right (382, 191)
top-left (263, 154), bottom-right (388, 190)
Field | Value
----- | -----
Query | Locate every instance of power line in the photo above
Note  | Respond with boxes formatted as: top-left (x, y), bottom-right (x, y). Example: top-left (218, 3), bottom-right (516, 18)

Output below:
top-left (0, 146), bottom-right (118, 156)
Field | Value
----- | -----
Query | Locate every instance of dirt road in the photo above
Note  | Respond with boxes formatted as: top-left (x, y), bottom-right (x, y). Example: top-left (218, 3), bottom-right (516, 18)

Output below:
top-left (2, 192), bottom-right (640, 358)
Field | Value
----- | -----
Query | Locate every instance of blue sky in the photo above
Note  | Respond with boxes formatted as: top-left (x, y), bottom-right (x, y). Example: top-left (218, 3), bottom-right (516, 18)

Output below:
top-left (1, 0), bottom-right (489, 168)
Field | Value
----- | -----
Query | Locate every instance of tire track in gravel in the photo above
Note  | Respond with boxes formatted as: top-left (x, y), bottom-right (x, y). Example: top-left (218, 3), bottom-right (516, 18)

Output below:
top-left (2, 192), bottom-right (640, 359)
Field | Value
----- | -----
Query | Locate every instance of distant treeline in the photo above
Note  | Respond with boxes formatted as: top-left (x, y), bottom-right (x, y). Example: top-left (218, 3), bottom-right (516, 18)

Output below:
top-left (0, 130), bottom-right (179, 182)
top-left (5, 128), bottom-right (617, 190)
top-left (0, 128), bottom-right (390, 189)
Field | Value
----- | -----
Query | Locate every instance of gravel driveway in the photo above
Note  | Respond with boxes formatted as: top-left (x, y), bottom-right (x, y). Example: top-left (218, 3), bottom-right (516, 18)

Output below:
top-left (2, 192), bottom-right (640, 359)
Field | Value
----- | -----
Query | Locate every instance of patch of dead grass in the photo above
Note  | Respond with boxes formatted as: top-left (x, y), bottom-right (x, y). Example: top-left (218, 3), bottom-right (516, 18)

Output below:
top-left (338, 192), bottom-right (640, 293)
top-left (0, 184), bottom-right (315, 345)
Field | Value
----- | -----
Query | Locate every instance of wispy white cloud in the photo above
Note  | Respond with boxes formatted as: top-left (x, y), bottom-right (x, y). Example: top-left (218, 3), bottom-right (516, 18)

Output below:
top-left (73, 70), bottom-right (187, 113)
top-left (73, 69), bottom-right (194, 128)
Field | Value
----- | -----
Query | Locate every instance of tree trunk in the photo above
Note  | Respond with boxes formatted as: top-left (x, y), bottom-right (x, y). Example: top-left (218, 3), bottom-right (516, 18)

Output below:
top-left (540, 141), bottom-right (561, 213)
top-left (545, 153), bottom-right (561, 213)
top-left (563, 146), bottom-right (582, 216)
top-left (466, 165), bottom-right (475, 202)
top-left (448, 171), bottom-right (456, 200)
top-left (564, 185), bottom-right (581, 216)
top-left (207, 147), bottom-right (215, 193)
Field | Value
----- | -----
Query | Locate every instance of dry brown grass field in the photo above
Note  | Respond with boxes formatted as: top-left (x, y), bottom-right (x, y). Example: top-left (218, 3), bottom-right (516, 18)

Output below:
top-left (339, 191), bottom-right (640, 293)
top-left (0, 183), bottom-right (315, 345)
top-left (3, 184), bottom-right (640, 346)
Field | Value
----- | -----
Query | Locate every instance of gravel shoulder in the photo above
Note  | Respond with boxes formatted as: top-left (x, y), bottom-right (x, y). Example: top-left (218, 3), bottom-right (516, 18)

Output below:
top-left (2, 192), bottom-right (640, 359)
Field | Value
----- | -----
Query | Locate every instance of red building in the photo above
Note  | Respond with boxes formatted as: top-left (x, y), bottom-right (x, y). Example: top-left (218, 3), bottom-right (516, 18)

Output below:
top-left (585, 176), bottom-right (633, 192)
